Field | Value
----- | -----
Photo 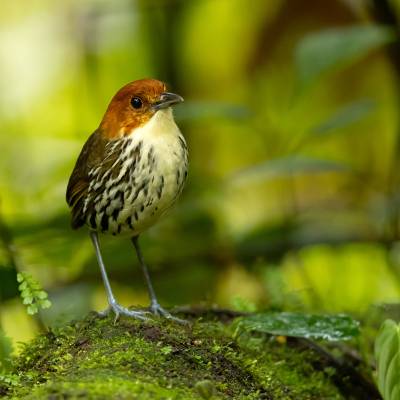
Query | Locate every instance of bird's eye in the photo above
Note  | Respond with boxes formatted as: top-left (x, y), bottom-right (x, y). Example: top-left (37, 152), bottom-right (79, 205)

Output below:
top-left (130, 97), bottom-right (143, 109)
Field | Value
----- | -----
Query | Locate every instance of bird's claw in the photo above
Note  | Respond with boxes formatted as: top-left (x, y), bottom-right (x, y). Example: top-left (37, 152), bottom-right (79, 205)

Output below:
top-left (98, 303), bottom-right (150, 323)
top-left (149, 302), bottom-right (188, 325)
top-left (97, 302), bottom-right (187, 324)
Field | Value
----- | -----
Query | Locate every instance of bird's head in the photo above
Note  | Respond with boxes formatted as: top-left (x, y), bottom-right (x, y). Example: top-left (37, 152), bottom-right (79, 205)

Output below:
top-left (99, 78), bottom-right (184, 139)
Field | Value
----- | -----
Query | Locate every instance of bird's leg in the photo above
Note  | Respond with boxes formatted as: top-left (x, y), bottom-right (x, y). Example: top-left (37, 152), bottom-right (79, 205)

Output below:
top-left (131, 236), bottom-right (187, 324)
top-left (90, 231), bottom-right (149, 322)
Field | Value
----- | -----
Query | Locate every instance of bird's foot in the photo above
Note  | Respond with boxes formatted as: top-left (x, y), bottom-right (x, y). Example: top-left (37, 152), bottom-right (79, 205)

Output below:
top-left (149, 301), bottom-right (189, 325)
top-left (98, 302), bottom-right (150, 324)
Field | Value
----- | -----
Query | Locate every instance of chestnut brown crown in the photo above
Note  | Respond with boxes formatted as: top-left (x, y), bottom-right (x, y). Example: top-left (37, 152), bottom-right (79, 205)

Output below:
top-left (99, 78), bottom-right (183, 139)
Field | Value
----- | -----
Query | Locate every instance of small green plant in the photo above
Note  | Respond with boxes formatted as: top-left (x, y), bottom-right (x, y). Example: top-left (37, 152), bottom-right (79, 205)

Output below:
top-left (375, 319), bottom-right (400, 400)
top-left (17, 272), bottom-right (51, 315)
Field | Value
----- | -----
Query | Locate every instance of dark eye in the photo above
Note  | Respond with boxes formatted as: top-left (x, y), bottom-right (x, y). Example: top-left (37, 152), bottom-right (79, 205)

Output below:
top-left (130, 97), bottom-right (142, 109)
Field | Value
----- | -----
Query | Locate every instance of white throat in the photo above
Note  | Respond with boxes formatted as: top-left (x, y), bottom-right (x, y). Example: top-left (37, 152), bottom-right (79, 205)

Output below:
top-left (127, 108), bottom-right (180, 139)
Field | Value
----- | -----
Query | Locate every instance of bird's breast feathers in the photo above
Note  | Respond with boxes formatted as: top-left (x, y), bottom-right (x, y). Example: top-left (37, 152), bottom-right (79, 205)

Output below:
top-left (83, 109), bottom-right (188, 235)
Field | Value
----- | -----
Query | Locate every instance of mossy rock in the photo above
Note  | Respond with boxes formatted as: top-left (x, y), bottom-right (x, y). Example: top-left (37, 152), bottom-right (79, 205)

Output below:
top-left (1, 311), bottom-right (380, 399)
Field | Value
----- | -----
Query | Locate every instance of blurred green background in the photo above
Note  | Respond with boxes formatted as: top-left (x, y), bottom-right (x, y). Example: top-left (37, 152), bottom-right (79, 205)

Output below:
top-left (1, 0), bottom-right (400, 345)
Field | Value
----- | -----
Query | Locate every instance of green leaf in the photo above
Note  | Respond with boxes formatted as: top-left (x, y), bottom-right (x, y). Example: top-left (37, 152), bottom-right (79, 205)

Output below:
top-left (309, 99), bottom-right (376, 137)
top-left (16, 273), bottom-right (23, 283)
top-left (29, 281), bottom-right (40, 290)
top-left (375, 319), bottom-right (400, 400)
top-left (27, 304), bottom-right (38, 315)
top-left (40, 299), bottom-right (52, 309)
top-left (22, 296), bottom-right (33, 305)
top-left (295, 25), bottom-right (395, 90)
top-left (234, 312), bottom-right (360, 341)
top-left (230, 156), bottom-right (349, 186)
top-left (36, 291), bottom-right (48, 300)
top-left (20, 289), bottom-right (31, 298)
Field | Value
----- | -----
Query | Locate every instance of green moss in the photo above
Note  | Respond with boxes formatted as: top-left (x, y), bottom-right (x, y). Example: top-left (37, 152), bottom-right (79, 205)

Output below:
top-left (1, 312), bottom-right (354, 399)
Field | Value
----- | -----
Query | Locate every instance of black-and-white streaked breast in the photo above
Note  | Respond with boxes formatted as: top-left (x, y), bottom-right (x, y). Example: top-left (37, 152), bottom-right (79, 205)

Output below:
top-left (83, 108), bottom-right (188, 236)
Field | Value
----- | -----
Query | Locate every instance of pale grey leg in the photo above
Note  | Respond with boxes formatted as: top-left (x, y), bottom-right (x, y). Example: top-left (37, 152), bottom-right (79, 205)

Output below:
top-left (131, 236), bottom-right (187, 324)
top-left (90, 231), bottom-right (149, 322)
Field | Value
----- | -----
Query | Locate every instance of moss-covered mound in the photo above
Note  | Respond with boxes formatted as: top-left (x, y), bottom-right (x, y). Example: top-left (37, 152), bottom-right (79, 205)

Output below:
top-left (1, 311), bottom-right (379, 399)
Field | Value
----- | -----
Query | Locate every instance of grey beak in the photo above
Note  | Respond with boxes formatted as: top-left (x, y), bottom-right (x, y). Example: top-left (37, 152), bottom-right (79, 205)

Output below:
top-left (152, 92), bottom-right (184, 111)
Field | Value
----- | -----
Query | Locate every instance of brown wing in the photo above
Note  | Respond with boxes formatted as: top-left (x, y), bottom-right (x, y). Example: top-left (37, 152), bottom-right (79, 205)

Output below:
top-left (66, 130), bottom-right (107, 229)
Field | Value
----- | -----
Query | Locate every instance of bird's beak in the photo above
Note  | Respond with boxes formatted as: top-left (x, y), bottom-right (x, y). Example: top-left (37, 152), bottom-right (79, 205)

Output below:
top-left (152, 92), bottom-right (184, 111)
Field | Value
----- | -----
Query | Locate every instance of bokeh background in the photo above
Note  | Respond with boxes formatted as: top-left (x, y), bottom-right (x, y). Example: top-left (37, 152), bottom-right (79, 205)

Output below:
top-left (1, 0), bottom-right (400, 347)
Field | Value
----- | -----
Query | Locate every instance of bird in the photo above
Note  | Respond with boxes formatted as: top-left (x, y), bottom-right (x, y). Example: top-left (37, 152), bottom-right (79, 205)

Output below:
top-left (66, 78), bottom-right (188, 322)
